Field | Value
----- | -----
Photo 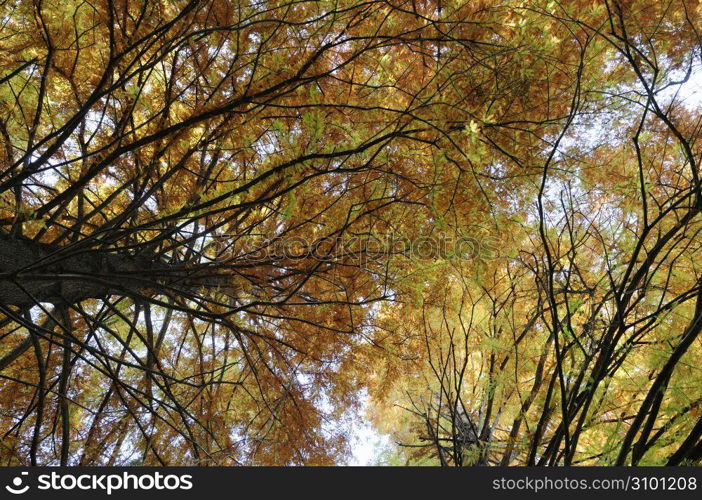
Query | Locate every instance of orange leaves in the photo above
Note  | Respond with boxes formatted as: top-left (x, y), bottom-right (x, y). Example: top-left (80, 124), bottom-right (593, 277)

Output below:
top-left (4, 0), bottom-right (702, 466)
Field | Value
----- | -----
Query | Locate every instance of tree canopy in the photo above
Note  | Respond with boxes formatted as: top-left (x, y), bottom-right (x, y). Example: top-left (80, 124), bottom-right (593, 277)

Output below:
top-left (1, 0), bottom-right (702, 466)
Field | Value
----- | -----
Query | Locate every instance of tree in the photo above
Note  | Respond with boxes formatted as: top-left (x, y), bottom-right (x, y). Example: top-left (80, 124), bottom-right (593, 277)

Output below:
top-left (365, 0), bottom-right (702, 466)
top-left (0, 0), bottom-right (448, 465)
top-left (1, 0), bottom-right (702, 466)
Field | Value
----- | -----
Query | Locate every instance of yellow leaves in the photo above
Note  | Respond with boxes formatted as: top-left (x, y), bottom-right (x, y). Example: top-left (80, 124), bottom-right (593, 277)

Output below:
top-left (479, 335), bottom-right (510, 353)
top-left (2, 0), bottom-right (702, 467)
top-left (301, 110), bottom-right (323, 143)
top-left (468, 119), bottom-right (481, 136)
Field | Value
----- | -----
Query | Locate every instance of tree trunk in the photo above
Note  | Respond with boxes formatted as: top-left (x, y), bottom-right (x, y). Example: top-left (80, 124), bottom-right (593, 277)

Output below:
top-left (0, 232), bottom-right (222, 308)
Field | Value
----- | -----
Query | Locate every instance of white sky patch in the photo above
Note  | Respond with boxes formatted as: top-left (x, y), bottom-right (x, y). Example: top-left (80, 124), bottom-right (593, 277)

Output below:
top-left (658, 62), bottom-right (702, 111)
top-left (348, 424), bottom-right (393, 465)
top-left (344, 391), bottom-right (393, 466)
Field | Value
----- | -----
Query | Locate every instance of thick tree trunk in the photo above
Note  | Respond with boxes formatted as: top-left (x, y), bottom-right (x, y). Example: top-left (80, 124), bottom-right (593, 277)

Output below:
top-left (0, 232), bottom-right (219, 308)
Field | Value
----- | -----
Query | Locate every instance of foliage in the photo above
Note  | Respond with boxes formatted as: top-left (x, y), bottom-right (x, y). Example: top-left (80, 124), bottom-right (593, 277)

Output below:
top-left (0, 0), bottom-right (701, 466)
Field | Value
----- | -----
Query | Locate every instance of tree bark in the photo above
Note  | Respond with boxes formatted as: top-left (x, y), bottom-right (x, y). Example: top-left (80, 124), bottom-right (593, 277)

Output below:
top-left (0, 232), bottom-right (222, 308)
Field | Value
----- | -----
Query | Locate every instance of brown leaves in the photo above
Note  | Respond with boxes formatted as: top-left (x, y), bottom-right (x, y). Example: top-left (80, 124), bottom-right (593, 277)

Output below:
top-left (1, 0), bottom-right (702, 466)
